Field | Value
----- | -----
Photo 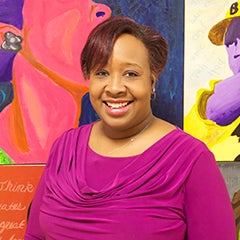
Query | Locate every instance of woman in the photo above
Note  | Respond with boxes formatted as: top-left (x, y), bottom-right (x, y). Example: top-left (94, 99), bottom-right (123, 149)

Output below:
top-left (25, 16), bottom-right (236, 239)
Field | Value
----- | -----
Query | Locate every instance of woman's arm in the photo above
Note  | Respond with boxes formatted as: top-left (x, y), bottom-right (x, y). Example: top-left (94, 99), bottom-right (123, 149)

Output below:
top-left (184, 150), bottom-right (236, 239)
top-left (24, 170), bottom-right (46, 239)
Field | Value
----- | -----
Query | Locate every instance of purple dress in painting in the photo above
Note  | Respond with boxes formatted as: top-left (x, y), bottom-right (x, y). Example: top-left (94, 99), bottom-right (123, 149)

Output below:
top-left (25, 123), bottom-right (236, 239)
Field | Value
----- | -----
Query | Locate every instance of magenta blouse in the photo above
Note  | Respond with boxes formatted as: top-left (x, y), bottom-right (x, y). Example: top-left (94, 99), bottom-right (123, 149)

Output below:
top-left (25, 123), bottom-right (236, 239)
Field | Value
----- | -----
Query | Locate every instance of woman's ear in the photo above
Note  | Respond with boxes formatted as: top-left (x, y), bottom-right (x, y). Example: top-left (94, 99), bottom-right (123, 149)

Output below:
top-left (151, 73), bottom-right (157, 90)
top-left (150, 75), bottom-right (157, 100)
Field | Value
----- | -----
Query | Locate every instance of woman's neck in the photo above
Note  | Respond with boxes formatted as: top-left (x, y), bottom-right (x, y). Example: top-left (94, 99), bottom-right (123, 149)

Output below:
top-left (100, 116), bottom-right (155, 141)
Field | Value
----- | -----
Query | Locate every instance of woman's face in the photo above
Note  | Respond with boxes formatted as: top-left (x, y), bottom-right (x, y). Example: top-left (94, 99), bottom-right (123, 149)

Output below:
top-left (89, 34), bottom-right (155, 129)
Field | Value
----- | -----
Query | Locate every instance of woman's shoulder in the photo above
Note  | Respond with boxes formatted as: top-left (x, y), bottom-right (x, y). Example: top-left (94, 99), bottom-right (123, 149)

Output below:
top-left (46, 123), bottom-right (95, 167)
top-left (49, 123), bottom-right (94, 152)
top-left (57, 122), bottom-right (94, 140)
top-left (152, 118), bottom-right (212, 154)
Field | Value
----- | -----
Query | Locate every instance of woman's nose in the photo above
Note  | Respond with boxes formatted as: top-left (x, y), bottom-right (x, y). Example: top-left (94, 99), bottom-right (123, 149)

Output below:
top-left (105, 76), bottom-right (126, 96)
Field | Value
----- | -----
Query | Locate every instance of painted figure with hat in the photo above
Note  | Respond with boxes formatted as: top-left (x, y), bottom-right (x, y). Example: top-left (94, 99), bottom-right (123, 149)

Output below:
top-left (185, 1), bottom-right (240, 162)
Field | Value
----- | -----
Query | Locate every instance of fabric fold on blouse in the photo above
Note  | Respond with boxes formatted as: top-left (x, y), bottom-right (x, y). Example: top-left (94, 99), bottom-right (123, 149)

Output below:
top-left (25, 123), bottom-right (236, 240)
top-left (45, 126), bottom-right (198, 204)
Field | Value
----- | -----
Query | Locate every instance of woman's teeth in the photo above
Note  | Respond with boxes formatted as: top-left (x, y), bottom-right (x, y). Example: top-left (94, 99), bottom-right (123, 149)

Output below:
top-left (106, 102), bottom-right (128, 109)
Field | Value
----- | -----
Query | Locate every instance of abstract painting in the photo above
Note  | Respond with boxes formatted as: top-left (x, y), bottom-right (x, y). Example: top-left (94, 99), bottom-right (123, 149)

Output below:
top-left (0, 0), bottom-right (184, 164)
top-left (184, 0), bottom-right (240, 161)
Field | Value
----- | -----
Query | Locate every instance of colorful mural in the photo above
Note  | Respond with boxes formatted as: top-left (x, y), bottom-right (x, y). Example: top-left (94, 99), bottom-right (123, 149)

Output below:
top-left (185, 3), bottom-right (240, 237)
top-left (0, 1), bottom-right (239, 238)
top-left (0, 0), bottom-right (184, 164)
top-left (0, 0), bottom-right (111, 164)
top-left (184, 1), bottom-right (240, 162)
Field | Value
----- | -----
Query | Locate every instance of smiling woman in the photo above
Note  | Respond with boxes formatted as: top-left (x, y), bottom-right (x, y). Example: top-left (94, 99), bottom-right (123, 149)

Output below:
top-left (81, 16), bottom-right (167, 143)
top-left (25, 16), bottom-right (236, 239)
top-left (88, 34), bottom-right (154, 136)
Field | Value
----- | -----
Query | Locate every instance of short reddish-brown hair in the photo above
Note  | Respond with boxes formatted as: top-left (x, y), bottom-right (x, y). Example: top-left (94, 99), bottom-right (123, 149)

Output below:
top-left (81, 16), bottom-right (168, 79)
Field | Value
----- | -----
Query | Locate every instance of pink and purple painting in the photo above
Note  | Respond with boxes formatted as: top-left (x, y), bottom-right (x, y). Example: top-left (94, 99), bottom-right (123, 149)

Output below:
top-left (0, 0), bottom-right (184, 164)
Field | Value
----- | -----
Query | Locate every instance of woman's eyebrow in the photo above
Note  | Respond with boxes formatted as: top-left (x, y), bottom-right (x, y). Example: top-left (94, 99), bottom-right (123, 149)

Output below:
top-left (123, 62), bottom-right (143, 69)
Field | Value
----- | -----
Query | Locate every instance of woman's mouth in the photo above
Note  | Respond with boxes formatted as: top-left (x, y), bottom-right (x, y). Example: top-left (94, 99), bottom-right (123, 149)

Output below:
top-left (105, 101), bottom-right (129, 109)
top-left (104, 101), bottom-right (132, 116)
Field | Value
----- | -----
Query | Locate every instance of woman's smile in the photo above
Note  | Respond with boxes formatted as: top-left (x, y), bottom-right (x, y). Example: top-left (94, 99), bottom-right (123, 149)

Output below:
top-left (104, 100), bottom-right (132, 116)
top-left (89, 34), bottom-right (153, 127)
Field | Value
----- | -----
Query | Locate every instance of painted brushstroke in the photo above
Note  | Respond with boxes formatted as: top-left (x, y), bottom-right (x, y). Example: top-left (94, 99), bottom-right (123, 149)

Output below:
top-left (0, 0), bottom-right (111, 163)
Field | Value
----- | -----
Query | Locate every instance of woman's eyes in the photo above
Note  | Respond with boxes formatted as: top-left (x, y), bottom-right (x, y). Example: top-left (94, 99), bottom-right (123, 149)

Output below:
top-left (94, 70), bottom-right (139, 78)
top-left (124, 71), bottom-right (139, 77)
top-left (95, 70), bottom-right (109, 77)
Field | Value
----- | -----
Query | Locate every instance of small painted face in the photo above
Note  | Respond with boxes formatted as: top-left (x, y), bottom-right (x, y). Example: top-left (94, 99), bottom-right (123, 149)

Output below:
top-left (89, 34), bottom-right (155, 129)
top-left (226, 38), bottom-right (240, 74)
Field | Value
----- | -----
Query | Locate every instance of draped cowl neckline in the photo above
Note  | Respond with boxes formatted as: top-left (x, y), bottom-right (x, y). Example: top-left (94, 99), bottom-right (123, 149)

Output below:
top-left (40, 123), bottom-right (210, 239)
